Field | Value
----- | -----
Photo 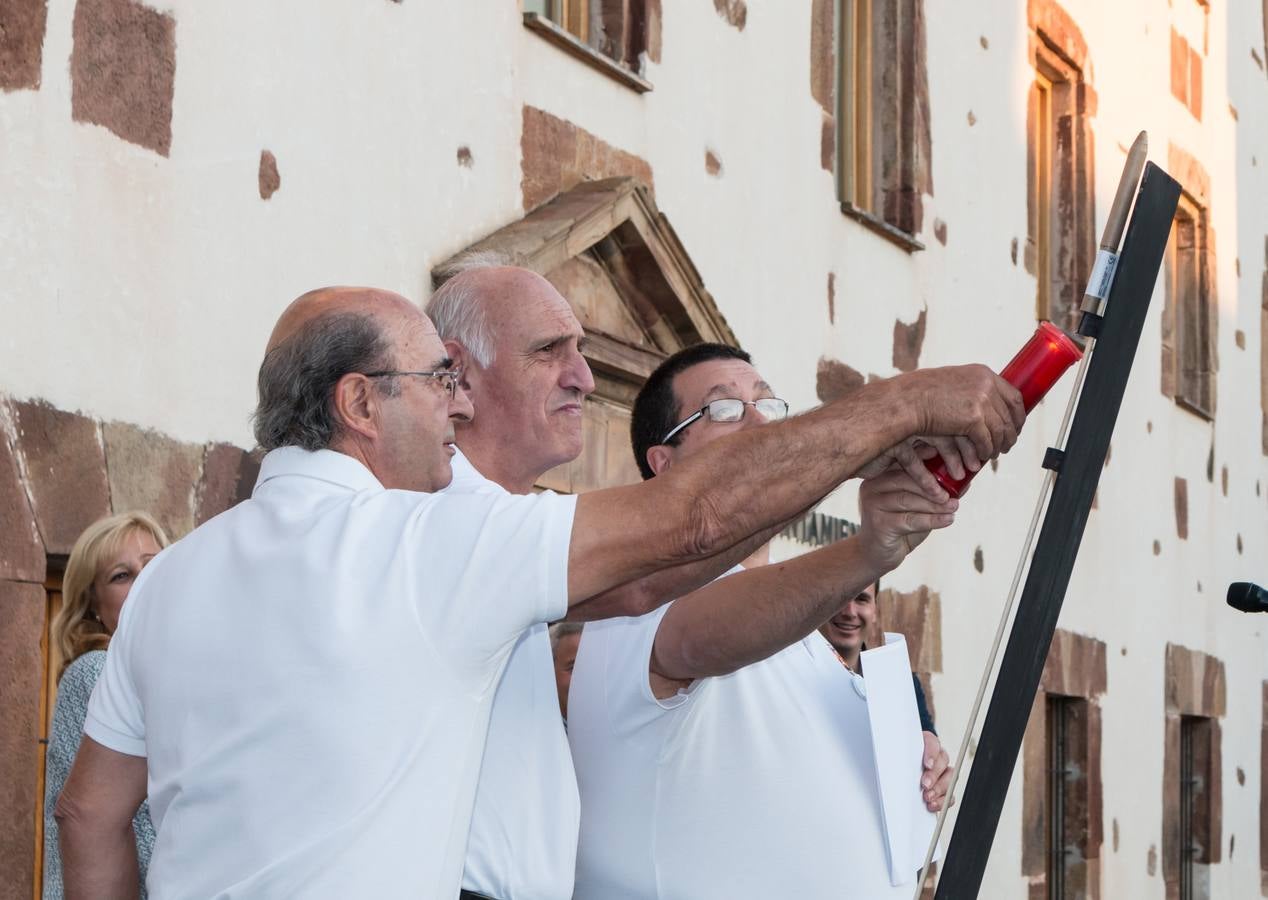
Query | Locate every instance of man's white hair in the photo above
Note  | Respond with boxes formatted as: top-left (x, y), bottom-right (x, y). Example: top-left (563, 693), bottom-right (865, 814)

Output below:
top-left (425, 249), bottom-right (516, 368)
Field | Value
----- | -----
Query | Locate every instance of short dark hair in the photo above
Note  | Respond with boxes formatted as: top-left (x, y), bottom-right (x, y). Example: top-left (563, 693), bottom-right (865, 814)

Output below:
top-left (630, 343), bottom-right (752, 480)
top-left (252, 312), bottom-right (397, 451)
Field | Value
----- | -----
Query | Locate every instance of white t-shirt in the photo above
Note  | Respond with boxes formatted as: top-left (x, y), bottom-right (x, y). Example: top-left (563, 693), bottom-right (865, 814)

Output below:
top-left (445, 449), bottom-right (579, 900)
top-left (85, 447), bottom-right (575, 899)
top-left (567, 569), bottom-right (909, 900)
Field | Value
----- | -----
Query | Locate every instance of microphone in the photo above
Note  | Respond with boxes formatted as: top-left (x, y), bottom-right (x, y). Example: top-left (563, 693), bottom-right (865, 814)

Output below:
top-left (1227, 582), bottom-right (1268, 614)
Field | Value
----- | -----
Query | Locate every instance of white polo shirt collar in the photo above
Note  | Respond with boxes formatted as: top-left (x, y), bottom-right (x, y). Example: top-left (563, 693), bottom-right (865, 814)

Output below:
top-left (255, 446), bottom-right (385, 495)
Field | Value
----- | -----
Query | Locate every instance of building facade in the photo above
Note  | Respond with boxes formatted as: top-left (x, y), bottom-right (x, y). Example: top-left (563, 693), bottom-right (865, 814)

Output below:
top-left (1, 1), bottom-right (1266, 897)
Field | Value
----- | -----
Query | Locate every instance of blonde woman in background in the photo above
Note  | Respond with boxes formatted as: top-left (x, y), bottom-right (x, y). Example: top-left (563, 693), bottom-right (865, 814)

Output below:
top-left (43, 511), bottom-right (169, 900)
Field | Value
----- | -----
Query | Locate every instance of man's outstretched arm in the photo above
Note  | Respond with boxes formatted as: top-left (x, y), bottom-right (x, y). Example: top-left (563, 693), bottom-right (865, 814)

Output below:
top-left (56, 737), bottom-right (146, 900)
top-left (565, 511), bottom-right (805, 622)
top-left (649, 469), bottom-right (953, 694)
top-left (566, 365), bottom-right (1023, 607)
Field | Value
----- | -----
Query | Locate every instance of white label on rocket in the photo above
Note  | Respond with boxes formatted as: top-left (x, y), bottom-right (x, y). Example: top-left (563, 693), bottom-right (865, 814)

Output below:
top-left (1085, 249), bottom-right (1119, 301)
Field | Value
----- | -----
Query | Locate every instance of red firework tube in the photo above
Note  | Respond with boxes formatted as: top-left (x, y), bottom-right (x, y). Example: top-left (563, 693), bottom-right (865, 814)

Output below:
top-left (925, 322), bottom-right (1083, 498)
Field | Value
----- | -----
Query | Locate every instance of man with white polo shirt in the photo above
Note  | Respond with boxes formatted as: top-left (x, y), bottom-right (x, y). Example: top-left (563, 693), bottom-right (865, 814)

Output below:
top-left (56, 289), bottom-right (1023, 898)
top-left (426, 262), bottom-right (592, 900)
top-left (568, 343), bottom-right (969, 899)
top-left (427, 262), bottom-right (793, 900)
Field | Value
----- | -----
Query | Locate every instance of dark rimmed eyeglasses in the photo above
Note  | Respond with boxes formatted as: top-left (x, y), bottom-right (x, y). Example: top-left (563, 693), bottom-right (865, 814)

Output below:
top-left (363, 369), bottom-right (462, 400)
top-left (661, 397), bottom-right (790, 444)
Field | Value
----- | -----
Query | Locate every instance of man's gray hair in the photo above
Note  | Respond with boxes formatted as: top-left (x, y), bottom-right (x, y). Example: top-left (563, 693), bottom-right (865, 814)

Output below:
top-left (425, 249), bottom-right (515, 368)
top-left (549, 621), bottom-right (583, 652)
top-left (252, 312), bottom-right (397, 451)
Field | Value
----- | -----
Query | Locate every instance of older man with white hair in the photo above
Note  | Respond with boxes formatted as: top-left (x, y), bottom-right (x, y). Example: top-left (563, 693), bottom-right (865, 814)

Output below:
top-left (428, 259), bottom-right (760, 900)
top-left (426, 259), bottom-right (600, 900)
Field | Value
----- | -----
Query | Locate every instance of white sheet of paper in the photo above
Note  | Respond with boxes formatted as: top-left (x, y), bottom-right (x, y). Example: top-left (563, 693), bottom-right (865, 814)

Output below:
top-left (859, 633), bottom-right (940, 886)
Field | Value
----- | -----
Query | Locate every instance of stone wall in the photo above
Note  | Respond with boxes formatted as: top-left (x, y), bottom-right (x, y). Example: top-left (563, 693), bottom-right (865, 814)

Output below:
top-left (0, 394), bottom-right (256, 900)
top-left (521, 106), bottom-right (654, 212)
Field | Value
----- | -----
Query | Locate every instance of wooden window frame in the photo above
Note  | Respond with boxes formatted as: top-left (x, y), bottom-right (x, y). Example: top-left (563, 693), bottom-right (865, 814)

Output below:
top-left (1045, 694), bottom-right (1092, 900)
top-left (1026, 35), bottom-right (1094, 329)
top-left (523, 1), bottom-right (653, 94)
top-left (557, 0), bottom-right (589, 43)
top-left (834, 0), bottom-right (926, 253)
top-left (1164, 193), bottom-right (1218, 420)
top-left (1178, 715), bottom-right (1216, 900)
top-left (34, 566), bottom-right (66, 900)
top-left (838, 0), bottom-right (872, 214)
top-left (1262, 237), bottom-right (1268, 455)
top-left (1022, 630), bottom-right (1105, 899)
top-left (1047, 695), bottom-right (1071, 899)
top-left (1162, 644), bottom-right (1224, 899)
top-left (1032, 64), bottom-right (1055, 321)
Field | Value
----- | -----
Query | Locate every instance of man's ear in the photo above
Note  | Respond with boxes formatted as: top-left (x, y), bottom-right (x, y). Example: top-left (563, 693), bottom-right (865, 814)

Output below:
top-left (645, 444), bottom-right (674, 476)
top-left (444, 340), bottom-right (477, 391)
top-left (331, 373), bottom-right (380, 442)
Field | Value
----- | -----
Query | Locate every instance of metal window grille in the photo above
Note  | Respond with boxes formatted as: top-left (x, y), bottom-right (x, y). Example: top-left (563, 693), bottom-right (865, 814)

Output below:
top-left (1047, 696), bottom-right (1075, 899)
top-left (1179, 716), bottom-right (1201, 900)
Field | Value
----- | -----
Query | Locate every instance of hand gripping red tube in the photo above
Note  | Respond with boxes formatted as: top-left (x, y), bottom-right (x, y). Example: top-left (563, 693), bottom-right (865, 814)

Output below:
top-left (925, 322), bottom-right (1083, 498)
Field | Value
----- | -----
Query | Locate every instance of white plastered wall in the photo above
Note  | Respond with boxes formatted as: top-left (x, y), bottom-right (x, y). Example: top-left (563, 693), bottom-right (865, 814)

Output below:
top-left (1, 1), bottom-right (1266, 895)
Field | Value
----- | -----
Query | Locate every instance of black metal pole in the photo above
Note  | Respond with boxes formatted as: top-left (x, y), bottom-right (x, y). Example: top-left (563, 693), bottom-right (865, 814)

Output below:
top-left (933, 163), bottom-right (1181, 899)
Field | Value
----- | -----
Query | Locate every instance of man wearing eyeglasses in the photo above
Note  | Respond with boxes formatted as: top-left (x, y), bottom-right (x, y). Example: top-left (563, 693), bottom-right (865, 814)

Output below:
top-left (567, 343), bottom-right (959, 899)
top-left (59, 287), bottom-right (1020, 899)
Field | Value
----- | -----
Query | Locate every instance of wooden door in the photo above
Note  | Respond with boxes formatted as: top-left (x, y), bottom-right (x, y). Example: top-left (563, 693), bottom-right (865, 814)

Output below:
top-left (34, 571), bottom-right (65, 900)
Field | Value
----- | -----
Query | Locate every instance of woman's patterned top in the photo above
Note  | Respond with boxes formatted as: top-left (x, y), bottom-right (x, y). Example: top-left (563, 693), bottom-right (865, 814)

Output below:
top-left (43, 649), bottom-right (155, 899)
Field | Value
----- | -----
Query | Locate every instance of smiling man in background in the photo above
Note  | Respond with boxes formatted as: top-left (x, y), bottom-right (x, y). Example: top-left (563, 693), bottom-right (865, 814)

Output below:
top-left (819, 581), bottom-right (947, 810)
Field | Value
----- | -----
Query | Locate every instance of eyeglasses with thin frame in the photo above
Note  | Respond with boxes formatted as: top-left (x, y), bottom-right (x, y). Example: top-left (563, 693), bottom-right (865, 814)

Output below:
top-left (363, 369), bottom-right (462, 400)
top-left (661, 397), bottom-right (790, 444)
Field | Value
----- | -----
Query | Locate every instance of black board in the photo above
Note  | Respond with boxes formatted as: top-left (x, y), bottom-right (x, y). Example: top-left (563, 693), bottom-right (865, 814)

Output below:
top-left (932, 162), bottom-right (1181, 899)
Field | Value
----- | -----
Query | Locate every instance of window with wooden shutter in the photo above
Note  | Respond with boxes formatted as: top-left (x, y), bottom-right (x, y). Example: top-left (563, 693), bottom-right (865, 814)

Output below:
top-left (1026, 23), bottom-right (1096, 331)
top-left (1022, 630), bottom-right (1106, 898)
top-left (1045, 695), bottom-right (1092, 900)
top-left (833, 0), bottom-right (933, 251)
top-left (522, 0), bottom-right (653, 93)
top-left (1162, 644), bottom-right (1224, 900)
top-left (1162, 194), bottom-right (1218, 420)
top-left (1178, 715), bottom-right (1215, 900)
top-left (1262, 239), bottom-right (1268, 454)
